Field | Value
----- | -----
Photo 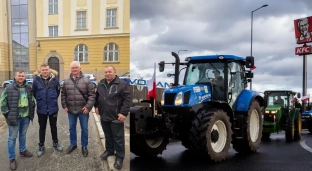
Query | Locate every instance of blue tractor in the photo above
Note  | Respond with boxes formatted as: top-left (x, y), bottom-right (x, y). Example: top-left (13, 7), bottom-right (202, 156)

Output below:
top-left (130, 52), bottom-right (265, 162)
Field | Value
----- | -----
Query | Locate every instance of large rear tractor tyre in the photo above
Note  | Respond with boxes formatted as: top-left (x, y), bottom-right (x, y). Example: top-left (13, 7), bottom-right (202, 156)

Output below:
top-left (130, 135), bottom-right (169, 157)
top-left (232, 100), bottom-right (262, 153)
top-left (285, 116), bottom-right (295, 142)
top-left (190, 109), bottom-right (232, 162)
top-left (294, 112), bottom-right (302, 141)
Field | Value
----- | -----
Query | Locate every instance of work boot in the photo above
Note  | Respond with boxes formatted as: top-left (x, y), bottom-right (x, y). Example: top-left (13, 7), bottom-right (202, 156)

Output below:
top-left (19, 149), bottom-right (33, 157)
top-left (37, 143), bottom-right (45, 157)
top-left (53, 142), bottom-right (63, 151)
top-left (66, 145), bottom-right (77, 154)
top-left (9, 159), bottom-right (16, 170)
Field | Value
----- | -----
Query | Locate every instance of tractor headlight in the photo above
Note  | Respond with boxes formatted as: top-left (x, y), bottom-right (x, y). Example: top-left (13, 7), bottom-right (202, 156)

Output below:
top-left (271, 110), bottom-right (277, 114)
top-left (175, 92), bottom-right (183, 105)
top-left (265, 111), bottom-right (269, 114)
top-left (161, 92), bottom-right (164, 105)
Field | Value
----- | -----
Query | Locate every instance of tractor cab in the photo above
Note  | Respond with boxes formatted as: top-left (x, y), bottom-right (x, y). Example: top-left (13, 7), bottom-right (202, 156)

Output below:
top-left (262, 90), bottom-right (302, 141)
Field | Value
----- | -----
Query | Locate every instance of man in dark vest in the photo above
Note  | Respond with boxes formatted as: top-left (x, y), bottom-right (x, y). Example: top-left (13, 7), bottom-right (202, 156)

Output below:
top-left (0, 70), bottom-right (35, 170)
top-left (32, 63), bottom-right (63, 157)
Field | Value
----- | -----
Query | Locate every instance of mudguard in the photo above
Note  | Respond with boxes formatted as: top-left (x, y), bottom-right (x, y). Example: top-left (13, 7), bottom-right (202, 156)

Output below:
top-left (235, 90), bottom-right (265, 112)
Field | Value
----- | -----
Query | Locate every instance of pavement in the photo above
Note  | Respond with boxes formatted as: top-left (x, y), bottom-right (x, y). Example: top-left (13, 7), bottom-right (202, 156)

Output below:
top-left (0, 95), bottom-right (130, 171)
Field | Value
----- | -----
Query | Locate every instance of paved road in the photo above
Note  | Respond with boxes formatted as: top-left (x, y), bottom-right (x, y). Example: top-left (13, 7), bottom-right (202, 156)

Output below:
top-left (130, 131), bottom-right (312, 171)
top-left (0, 87), bottom-right (110, 171)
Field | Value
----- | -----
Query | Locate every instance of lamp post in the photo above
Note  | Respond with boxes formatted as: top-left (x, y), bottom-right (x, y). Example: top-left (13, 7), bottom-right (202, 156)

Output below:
top-left (178, 49), bottom-right (188, 55)
top-left (250, 4), bottom-right (268, 90)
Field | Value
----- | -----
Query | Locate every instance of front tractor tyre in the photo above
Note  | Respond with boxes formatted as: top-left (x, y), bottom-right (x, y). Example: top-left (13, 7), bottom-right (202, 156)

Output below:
top-left (294, 112), bottom-right (302, 141)
top-left (190, 109), bottom-right (232, 162)
top-left (232, 100), bottom-right (262, 153)
top-left (285, 116), bottom-right (295, 142)
top-left (130, 135), bottom-right (169, 157)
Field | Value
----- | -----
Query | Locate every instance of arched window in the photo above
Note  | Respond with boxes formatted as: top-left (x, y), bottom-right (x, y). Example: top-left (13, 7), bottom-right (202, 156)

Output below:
top-left (74, 44), bottom-right (88, 62)
top-left (104, 43), bottom-right (118, 62)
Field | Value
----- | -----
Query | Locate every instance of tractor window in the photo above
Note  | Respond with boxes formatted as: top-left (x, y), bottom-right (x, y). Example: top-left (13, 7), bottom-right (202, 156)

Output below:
top-left (185, 62), bottom-right (225, 85)
top-left (266, 92), bottom-right (289, 108)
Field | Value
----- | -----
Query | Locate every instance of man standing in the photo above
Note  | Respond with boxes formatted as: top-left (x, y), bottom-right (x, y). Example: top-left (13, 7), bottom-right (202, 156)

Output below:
top-left (0, 70), bottom-right (35, 170)
top-left (95, 66), bottom-right (130, 170)
top-left (61, 61), bottom-right (95, 157)
top-left (32, 63), bottom-right (63, 157)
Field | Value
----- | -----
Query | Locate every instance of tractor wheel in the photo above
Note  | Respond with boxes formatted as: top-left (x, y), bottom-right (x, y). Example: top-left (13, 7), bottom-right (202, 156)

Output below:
top-left (130, 134), bottom-right (169, 157)
top-left (285, 116), bottom-right (294, 142)
top-left (190, 108), bottom-right (232, 162)
top-left (262, 132), bottom-right (271, 140)
top-left (232, 100), bottom-right (262, 153)
top-left (294, 112), bottom-right (302, 141)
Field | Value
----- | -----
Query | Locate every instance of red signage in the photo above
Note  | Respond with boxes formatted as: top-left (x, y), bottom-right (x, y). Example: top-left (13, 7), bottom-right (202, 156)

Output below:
top-left (294, 16), bottom-right (312, 44)
top-left (295, 46), bottom-right (312, 55)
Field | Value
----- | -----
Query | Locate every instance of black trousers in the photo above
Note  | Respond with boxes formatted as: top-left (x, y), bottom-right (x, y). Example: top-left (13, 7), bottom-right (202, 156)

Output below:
top-left (38, 113), bottom-right (58, 145)
top-left (101, 120), bottom-right (125, 160)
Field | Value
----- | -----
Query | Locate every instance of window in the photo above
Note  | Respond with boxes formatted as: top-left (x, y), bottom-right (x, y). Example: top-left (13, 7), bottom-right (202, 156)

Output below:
top-left (49, 26), bottom-right (58, 36)
top-left (106, 9), bottom-right (117, 27)
top-left (49, 0), bottom-right (58, 14)
top-left (76, 11), bottom-right (86, 29)
top-left (104, 43), bottom-right (119, 62)
top-left (74, 44), bottom-right (88, 62)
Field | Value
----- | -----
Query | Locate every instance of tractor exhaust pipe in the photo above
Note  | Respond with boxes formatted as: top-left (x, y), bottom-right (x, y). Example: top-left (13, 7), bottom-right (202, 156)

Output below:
top-left (171, 52), bottom-right (180, 86)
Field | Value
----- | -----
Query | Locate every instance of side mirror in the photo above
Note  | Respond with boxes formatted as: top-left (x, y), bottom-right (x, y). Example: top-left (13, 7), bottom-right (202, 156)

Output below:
top-left (245, 56), bottom-right (254, 68)
top-left (159, 61), bottom-right (165, 72)
top-left (297, 92), bottom-right (301, 98)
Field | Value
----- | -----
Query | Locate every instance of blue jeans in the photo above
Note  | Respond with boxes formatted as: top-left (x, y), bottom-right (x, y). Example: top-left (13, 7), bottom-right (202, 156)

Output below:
top-left (68, 113), bottom-right (89, 148)
top-left (8, 117), bottom-right (30, 160)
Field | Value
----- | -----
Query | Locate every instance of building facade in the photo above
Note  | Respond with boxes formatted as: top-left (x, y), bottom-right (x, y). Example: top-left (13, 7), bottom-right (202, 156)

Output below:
top-left (36, 0), bottom-right (130, 80)
top-left (0, 0), bottom-right (36, 83)
top-left (0, 0), bottom-right (130, 84)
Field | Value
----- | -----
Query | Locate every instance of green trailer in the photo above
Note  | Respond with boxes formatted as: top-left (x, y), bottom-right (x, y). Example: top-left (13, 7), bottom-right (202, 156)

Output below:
top-left (262, 90), bottom-right (302, 142)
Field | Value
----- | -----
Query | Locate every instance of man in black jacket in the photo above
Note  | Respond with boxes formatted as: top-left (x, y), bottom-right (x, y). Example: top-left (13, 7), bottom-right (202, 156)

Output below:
top-left (0, 70), bottom-right (35, 170)
top-left (95, 66), bottom-right (130, 170)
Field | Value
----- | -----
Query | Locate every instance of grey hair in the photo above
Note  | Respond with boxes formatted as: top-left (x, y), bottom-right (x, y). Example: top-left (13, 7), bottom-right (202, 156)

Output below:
top-left (70, 61), bottom-right (81, 68)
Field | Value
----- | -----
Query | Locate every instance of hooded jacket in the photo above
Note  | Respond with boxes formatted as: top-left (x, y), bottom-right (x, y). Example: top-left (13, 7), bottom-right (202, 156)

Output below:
top-left (94, 76), bottom-right (130, 122)
top-left (32, 69), bottom-right (60, 115)
top-left (61, 71), bottom-right (96, 114)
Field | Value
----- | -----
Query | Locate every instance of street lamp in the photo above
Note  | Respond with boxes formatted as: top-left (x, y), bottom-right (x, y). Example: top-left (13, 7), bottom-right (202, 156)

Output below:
top-left (178, 50), bottom-right (188, 55)
top-left (250, 4), bottom-right (268, 90)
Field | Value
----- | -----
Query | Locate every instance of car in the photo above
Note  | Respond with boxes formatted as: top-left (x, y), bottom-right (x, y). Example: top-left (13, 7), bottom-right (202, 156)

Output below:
top-left (60, 74), bottom-right (98, 88)
top-left (1, 74), bottom-right (34, 88)
top-left (119, 71), bottom-right (130, 82)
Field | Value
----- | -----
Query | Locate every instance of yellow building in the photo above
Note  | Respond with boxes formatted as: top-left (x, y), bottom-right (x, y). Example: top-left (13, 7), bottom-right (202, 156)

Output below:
top-left (0, 0), bottom-right (37, 83)
top-left (36, 0), bottom-right (130, 81)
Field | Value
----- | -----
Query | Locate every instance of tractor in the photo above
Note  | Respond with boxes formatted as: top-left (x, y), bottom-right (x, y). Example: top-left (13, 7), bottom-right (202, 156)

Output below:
top-left (262, 90), bottom-right (302, 141)
top-left (130, 52), bottom-right (265, 162)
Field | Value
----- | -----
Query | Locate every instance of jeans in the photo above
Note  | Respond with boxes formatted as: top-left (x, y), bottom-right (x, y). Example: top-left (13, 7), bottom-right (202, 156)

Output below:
top-left (7, 117), bottom-right (30, 160)
top-left (101, 121), bottom-right (125, 160)
top-left (68, 113), bottom-right (89, 148)
top-left (38, 113), bottom-right (58, 145)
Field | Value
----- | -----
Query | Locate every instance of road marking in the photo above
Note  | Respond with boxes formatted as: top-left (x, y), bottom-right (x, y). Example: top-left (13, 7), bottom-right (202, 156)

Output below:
top-left (300, 138), bottom-right (312, 153)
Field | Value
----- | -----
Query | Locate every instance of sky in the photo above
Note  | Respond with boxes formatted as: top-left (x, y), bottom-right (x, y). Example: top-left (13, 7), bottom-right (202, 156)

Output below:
top-left (130, 0), bottom-right (312, 96)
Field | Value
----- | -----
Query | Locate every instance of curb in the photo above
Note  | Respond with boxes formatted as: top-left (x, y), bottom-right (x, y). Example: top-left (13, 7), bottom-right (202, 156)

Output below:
top-left (92, 107), bottom-right (130, 171)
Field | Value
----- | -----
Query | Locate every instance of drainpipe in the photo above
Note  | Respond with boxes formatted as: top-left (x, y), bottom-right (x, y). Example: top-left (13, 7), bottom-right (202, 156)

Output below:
top-left (6, 0), bottom-right (11, 78)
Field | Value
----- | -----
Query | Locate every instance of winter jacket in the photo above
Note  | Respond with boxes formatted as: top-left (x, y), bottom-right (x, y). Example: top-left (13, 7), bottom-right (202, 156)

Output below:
top-left (32, 69), bottom-right (60, 115)
top-left (0, 79), bottom-right (35, 126)
top-left (94, 76), bottom-right (130, 122)
top-left (61, 71), bottom-right (96, 114)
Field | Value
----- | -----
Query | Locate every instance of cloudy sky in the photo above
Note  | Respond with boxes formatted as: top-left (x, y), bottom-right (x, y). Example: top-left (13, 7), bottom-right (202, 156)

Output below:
top-left (130, 0), bottom-right (312, 96)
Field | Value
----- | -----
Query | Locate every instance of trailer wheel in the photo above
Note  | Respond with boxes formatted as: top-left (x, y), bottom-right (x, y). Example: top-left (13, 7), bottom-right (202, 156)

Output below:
top-left (232, 100), bottom-right (262, 153)
top-left (190, 108), bottom-right (232, 162)
top-left (130, 135), bottom-right (169, 157)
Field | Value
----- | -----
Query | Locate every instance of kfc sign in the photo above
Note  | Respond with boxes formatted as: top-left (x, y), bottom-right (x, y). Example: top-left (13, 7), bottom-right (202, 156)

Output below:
top-left (295, 46), bottom-right (312, 55)
top-left (294, 16), bottom-right (312, 44)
